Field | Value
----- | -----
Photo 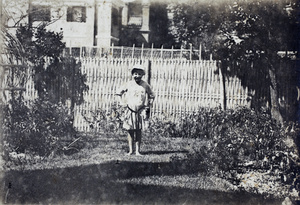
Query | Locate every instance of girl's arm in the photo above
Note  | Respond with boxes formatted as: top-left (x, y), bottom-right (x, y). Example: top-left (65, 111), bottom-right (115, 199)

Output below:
top-left (146, 85), bottom-right (155, 106)
top-left (116, 83), bottom-right (128, 107)
top-left (116, 82), bottom-right (128, 96)
top-left (116, 89), bottom-right (127, 96)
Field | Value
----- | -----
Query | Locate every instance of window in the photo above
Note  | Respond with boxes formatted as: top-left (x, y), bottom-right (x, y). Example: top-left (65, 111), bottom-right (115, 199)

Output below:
top-left (127, 3), bottom-right (142, 26)
top-left (111, 8), bottom-right (120, 37)
top-left (67, 7), bottom-right (86, 22)
top-left (30, 5), bottom-right (51, 22)
top-left (128, 3), bottom-right (142, 16)
top-left (112, 8), bottom-right (119, 26)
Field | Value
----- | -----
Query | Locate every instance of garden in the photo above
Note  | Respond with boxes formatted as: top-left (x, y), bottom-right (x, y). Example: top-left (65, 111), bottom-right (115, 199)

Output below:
top-left (1, 101), bottom-right (300, 204)
top-left (2, 1), bottom-right (300, 204)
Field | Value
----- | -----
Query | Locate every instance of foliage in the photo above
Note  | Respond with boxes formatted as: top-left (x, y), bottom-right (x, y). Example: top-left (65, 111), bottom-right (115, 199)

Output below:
top-left (82, 103), bottom-right (125, 136)
top-left (10, 25), bottom-right (65, 61)
top-left (170, 1), bottom-right (299, 55)
top-left (149, 3), bottom-right (175, 48)
top-left (33, 57), bottom-right (89, 105)
top-left (7, 25), bottom-right (89, 105)
top-left (148, 107), bottom-right (299, 189)
top-left (119, 25), bottom-right (148, 47)
top-left (169, 1), bottom-right (300, 122)
top-left (169, 2), bottom-right (224, 50)
top-left (119, 3), bottom-right (175, 48)
top-left (3, 0), bottom-right (64, 28)
top-left (3, 24), bottom-right (88, 166)
top-left (2, 99), bottom-right (81, 159)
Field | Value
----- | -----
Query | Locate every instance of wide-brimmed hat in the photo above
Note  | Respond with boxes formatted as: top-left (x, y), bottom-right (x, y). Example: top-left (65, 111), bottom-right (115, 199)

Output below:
top-left (131, 64), bottom-right (145, 75)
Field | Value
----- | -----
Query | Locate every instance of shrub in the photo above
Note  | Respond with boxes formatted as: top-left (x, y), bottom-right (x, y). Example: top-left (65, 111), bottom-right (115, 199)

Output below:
top-left (148, 107), bottom-right (299, 188)
top-left (82, 103), bottom-right (125, 135)
top-left (3, 99), bottom-right (81, 158)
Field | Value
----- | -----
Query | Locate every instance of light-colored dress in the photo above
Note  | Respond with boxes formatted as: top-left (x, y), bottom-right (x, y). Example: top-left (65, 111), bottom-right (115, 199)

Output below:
top-left (117, 80), bottom-right (155, 130)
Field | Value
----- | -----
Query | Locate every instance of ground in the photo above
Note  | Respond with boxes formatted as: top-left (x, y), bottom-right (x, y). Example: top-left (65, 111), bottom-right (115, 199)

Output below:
top-left (1, 131), bottom-right (297, 204)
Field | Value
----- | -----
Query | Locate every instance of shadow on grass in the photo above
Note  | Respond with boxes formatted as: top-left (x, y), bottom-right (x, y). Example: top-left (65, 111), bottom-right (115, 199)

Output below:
top-left (142, 150), bottom-right (189, 155)
top-left (2, 158), bottom-right (285, 205)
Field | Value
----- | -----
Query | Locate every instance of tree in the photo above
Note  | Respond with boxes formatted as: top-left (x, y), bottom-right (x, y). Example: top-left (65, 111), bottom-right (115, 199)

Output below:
top-left (119, 2), bottom-right (175, 48)
top-left (218, 1), bottom-right (299, 123)
top-left (2, 0), bottom-right (72, 104)
top-left (2, 2), bottom-right (87, 157)
top-left (3, 0), bottom-right (64, 29)
top-left (169, 2), bottom-right (225, 51)
top-left (7, 24), bottom-right (88, 110)
top-left (149, 3), bottom-right (175, 48)
top-left (170, 0), bottom-right (300, 123)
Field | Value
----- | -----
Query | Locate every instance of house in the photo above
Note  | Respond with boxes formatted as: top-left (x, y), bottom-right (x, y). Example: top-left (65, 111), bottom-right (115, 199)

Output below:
top-left (4, 0), bottom-right (151, 48)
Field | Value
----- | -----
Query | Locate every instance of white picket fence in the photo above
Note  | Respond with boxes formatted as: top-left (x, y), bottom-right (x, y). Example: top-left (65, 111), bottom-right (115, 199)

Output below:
top-left (2, 57), bottom-right (250, 132)
top-left (72, 58), bottom-right (249, 131)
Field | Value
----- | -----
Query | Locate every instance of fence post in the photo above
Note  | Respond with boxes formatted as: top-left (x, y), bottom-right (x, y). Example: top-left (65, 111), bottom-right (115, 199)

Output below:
top-left (147, 59), bottom-right (151, 84)
top-left (180, 46), bottom-right (183, 59)
top-left (161, 45), bottom-right (163, 59)
top-left (171, 46), bottom-right (174, 59)
top-left (199, 44), bottom-right (202, 60)
top-left (69, 42), bottom-right (72, 56)
top-left (121, 46), bottom-right (123, 59)
top-left (190, 44), bottom-right (192, 60)
top-left (111, 43), bottom-right (114, 58)
top-left (70, 58), bottom-right (76, 123)
top-left (80, 46), bottom-right (82, 58)
top-left (218, 61), bottom-right (226, 110)
top-left (132, 44), bottom-right (135, 59)
top-left (141, 43), bottom-right (144, 59)
top-left (147, 59), bottom-right (152, 119)
top-left (151, 43), bottom-right (154, 59)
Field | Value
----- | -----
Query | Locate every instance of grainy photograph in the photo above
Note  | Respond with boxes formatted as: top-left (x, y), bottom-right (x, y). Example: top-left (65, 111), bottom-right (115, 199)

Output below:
top-left (0, 0), bottom-right (299, 204)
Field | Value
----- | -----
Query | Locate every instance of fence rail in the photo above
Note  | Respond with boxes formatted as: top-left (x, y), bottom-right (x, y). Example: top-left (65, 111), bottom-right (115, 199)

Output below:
top-left (2, 55), bottom-right (250, 132)
top-left (72, 58), bottom-right (249, 131)
top-left (64, 45), bottom-right (211, 60)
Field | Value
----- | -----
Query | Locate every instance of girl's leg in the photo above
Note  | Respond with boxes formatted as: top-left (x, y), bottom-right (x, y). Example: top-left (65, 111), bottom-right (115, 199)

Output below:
top-left (127, 131), bottom-right (134, 155)
top-left (135, 130), bottom-right (142, 155)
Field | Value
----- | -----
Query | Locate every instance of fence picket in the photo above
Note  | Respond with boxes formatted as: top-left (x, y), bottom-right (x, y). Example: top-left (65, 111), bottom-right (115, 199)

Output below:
top-left (13, 56), bottom-right (251, 131)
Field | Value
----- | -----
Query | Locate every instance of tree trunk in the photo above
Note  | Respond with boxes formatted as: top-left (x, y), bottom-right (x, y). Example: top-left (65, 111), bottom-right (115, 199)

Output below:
top-left (268, 66), bottom-right (283, 124)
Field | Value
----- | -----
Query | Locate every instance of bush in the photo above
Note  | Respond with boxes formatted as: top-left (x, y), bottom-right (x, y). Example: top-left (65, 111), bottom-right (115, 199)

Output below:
top-left (148, 107), bottom-right (299, 187)
top-left (3, 99), bottom-right (81, 158)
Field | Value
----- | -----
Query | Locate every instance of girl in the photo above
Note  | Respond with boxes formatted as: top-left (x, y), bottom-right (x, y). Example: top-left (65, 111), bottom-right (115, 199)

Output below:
top-left (117, 65), bottom-right (155, 155)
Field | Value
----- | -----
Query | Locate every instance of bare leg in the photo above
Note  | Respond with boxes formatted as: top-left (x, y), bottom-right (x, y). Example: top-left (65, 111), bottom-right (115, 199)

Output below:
top-left (135, 130), bottom-right (142, 156)
top-left (127, 131), bottom-right (134, 155)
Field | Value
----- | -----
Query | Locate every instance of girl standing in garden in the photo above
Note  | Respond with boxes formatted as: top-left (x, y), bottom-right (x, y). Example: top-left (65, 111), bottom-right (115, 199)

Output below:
top-left (116, 65), bottom-right (155, 156)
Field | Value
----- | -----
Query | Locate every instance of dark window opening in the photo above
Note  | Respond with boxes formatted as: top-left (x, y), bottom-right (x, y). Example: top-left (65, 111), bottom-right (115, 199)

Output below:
top-left (127, 3), bottom-right (142, 26)
top-left (112, 8), bottom-right (119, 26)
top-left (128, 3), bottom-right (142, 16)
top-left (67, 6), bottom-right (86, 22)
top-left (30, 5), bottom-right (51, 22)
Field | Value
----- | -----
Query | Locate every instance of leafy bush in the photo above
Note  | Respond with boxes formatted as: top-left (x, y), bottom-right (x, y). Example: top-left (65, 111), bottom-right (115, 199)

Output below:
top-left (147, 107), bottom-right (299, 188)
top-left (8, 25), bottom-right (89, 106)
top-left (3, 24), bottom-right (88, 168)
top-left (3, 99), bottom-right (81, 158)
top-left (82, 103), bottom-right (125, 134)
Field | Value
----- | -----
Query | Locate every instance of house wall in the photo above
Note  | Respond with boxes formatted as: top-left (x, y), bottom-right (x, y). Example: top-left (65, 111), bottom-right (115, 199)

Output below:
top-left (96, 0), bottom-right (123, 48)
top-left (29, 0), bottom-right (124, 48)
top-left (47, 0), bottom-right (95, 47)
top-left (95, 1), bottom-right (112, 48)
top-left (5, 0), bottom-right (148, 48)
top-left (29, 0), bottom-right (95, 47)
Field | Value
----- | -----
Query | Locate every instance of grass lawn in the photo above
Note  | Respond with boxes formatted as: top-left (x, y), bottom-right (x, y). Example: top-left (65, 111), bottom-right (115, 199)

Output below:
top-left (1, 131), bottom-right (298, 204)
